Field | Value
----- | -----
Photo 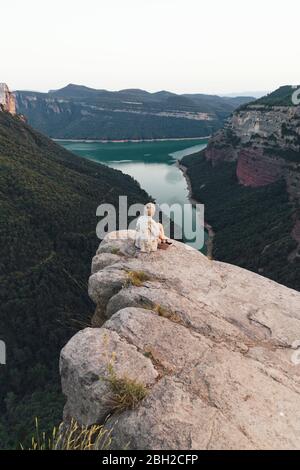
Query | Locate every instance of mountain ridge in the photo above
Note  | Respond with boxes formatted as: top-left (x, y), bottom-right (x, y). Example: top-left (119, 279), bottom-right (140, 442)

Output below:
top-left (242, 85), bottom-right (300, 108)
top-left (15, 84), bottom-right (255, 140)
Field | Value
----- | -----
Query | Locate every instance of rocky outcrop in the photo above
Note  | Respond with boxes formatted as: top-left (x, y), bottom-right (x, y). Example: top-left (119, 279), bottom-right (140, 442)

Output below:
top-left (201, 97), bottom-right (300, 256)
top-left (0, 83), bottom-right (16, 115)
top-left (236, 148), bottom-right (284, 187)
top-left (60, 230), bottom-right (300, 450)
top-left (205, 104), bottom-right (300, 191)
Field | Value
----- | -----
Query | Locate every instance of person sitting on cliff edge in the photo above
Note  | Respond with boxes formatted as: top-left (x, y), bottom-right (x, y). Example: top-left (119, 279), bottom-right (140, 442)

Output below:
top-left (135, 203), bottom-right (172, 253)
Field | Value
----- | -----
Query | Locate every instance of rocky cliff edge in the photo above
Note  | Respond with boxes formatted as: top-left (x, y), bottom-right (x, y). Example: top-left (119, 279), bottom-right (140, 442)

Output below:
top-left (60, 230), bottom-right (300, 449)
top-left (0, 83), bottom-right (16, 115)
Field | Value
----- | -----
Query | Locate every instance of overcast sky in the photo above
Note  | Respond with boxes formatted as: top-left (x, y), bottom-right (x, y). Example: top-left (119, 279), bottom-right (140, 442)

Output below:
top-left (1, 0), bottom-right (299, 95)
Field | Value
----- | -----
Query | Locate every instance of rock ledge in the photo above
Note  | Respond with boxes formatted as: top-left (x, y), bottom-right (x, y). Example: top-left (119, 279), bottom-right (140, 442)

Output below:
top-left (60, 231), bottom-right (300, 449)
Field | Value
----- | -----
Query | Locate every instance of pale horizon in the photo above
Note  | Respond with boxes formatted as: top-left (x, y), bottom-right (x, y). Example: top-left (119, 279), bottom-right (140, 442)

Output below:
top-left (1, 0), bottom-right (299, 95)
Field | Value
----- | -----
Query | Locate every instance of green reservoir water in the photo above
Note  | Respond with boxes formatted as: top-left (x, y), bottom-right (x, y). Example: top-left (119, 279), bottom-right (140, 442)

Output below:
top-left (58, 139), bottom-right (208, 248)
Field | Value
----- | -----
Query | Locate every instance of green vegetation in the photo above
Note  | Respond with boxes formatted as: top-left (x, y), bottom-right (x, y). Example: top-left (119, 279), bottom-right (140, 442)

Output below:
top-left (110, 246), bottom-right (122, 255)
top-left (241, 86), bottom-right (300, 108)
top-left (0, 110), bottom-right (149, 448)
top-left (15, 85), bottom-right (254, 140)
top-left (181, 151), bottom-right (300, 291)
top-left (224, 128), bottom-right (241, 146)
top-left (264, 147), bottom-right (300, 163)
top-left (104, 364), bottom-right (148, 414)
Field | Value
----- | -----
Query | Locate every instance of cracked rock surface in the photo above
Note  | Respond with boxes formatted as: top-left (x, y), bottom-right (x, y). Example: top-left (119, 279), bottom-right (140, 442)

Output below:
top-left (60, 230), bottom-right (300, 449)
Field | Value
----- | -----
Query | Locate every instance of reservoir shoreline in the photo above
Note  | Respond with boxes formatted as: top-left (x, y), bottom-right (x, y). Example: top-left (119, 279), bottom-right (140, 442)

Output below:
top-left (177, 159), bottom-right (215, 259)
top-left (54, 136), bottom-right (211, 144)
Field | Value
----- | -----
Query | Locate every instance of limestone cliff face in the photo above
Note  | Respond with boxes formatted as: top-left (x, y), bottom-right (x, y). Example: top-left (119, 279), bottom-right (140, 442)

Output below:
top-left (15, 91), bottom-right (68, 115)
top-left (204, 102), bottom-right (300, 248)
top-left (60, 231), bottom-right (300, 450)
top-left (0, 83), bottom-right (16, 115)
top-left (205, 105), bottom-right (300, 193)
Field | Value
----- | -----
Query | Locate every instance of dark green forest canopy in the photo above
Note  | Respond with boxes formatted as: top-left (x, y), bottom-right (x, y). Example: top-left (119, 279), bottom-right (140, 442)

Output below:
top-left (241, 85), bottom-right (300, 108)
top-left (0, 111), bottom-right (149, 448)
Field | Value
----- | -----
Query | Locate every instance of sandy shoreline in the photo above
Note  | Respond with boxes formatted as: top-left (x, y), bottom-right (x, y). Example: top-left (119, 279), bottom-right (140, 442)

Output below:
top-left (53, 136), bottom-right (211, 144)
top-left (177, 159), bottom-right (215, 259)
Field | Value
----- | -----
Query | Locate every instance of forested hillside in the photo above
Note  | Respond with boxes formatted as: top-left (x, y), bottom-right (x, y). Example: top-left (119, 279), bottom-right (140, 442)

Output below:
top-left (15, 84), bottom-right (254, 140)
top-left (245, 85), bottom-right (300, 107)
top-left (181, 151), bottom-right (298, 289)
top-left (0, 110), bottom-right (149, 448)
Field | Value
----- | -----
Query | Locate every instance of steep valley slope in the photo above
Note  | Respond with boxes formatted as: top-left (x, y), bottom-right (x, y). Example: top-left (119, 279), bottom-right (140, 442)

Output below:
top-left (0, 109), bottom-right (149, 448)
top-left (181, 86), bottom-right (300, 290)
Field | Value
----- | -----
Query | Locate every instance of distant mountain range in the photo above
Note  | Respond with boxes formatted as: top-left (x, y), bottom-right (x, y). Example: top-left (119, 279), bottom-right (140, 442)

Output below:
top-left (15, 84), bottom-right (255, 140)
top-left (222, 91), bottom-right (269, 99)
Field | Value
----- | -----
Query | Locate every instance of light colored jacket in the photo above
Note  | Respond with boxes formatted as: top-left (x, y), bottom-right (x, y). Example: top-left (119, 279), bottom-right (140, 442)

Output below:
top-left (135, 215), bottom-right (160, 252)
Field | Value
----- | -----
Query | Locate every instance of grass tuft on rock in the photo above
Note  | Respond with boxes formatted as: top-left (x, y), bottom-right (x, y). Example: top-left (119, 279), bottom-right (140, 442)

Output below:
top-left (22, 417), bottom-right (112, 450)
top-left (153, 304), bottom-right (182, 323)
top-left (110, 246), bottom-right (121, 255)
top-left (105, 365), bottom-right (148, 413)
top-left (125, 270), bottom-right (151, 287)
